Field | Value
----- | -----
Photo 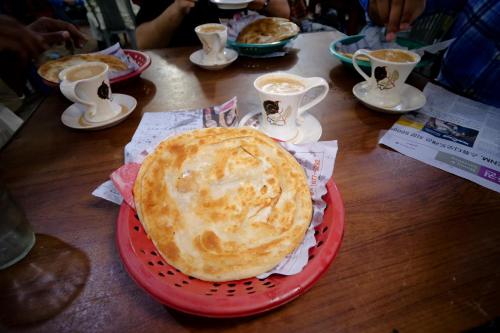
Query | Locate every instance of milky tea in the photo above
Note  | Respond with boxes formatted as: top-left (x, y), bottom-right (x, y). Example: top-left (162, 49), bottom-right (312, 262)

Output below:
top-left (260, 78), bottom-right (306, 94)
top-left (199, 25), bottom-right (225, 33)
top-left (66, 64), bottom-right (105, 82)
top-left (370, 49), bottom-right (416, 63)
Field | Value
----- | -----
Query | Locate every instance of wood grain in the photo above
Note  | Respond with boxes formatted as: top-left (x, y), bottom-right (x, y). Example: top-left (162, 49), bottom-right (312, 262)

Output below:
top-left (0, 31), bottom-right (499, 333)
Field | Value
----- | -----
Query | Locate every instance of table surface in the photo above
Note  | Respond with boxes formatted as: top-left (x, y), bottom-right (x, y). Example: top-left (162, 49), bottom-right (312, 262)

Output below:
top-left (1, 31), bottom-right (499, 333)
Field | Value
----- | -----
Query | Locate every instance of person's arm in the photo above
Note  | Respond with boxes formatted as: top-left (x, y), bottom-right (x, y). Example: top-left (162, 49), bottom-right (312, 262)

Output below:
top-left (28, 16), bottom-right (87, 48)
top-left (136, 0), bottom-right (196, 49)
top-left (248, 0), bottom-right (291, 19)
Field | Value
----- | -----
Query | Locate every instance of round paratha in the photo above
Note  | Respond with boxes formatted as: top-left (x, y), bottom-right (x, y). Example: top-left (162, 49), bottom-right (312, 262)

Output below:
top-left (38, 54), bottom-right (128, 84)
top-left (236, 17), bottom-right (300, 44)
top-left (133, 127), bottom-right (312, 281)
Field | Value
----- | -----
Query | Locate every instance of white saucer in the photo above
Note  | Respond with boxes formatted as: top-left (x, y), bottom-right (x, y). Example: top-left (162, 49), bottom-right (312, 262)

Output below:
top-left (189, 48), bottom-right (238, 70)
top-left (61, 93), bottom-right (137, 130)
top-left (210, 0), bottom-right (252, 9)
top-left (239, 111), bottom-right (322, 144)
top-left (352, 81), bottom-right (426, 114)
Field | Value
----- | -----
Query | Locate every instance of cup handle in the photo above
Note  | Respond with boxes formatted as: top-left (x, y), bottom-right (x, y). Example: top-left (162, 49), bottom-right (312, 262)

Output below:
top-left (297, 77), bottom-right (329, 124)
top-left (60, 80), bottom-right (95, 111)
top-left (352, 49), bottom-right (371, 82)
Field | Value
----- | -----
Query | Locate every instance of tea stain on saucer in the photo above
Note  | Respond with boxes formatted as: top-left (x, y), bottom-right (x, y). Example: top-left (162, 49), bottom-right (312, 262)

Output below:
top-left (78, 104), bottom-right (128, 127)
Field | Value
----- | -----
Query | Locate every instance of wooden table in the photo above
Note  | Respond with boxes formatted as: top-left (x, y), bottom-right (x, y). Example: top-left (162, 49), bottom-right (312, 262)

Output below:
top-left (1, 31), bottom-right (499, 332)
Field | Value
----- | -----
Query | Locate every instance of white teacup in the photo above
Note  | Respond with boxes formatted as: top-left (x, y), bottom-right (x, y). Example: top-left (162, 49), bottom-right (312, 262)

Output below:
top-left (60, 62), bottom-right (121, 123)
top-left (353, 48), bottom-right (420, 108)
top-left (254, 72), bottom-right (329, 141)
top-left (195, 23), bottom-right (227, 65)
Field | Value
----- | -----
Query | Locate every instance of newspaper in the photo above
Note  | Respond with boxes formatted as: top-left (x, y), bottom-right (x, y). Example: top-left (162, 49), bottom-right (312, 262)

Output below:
top-left (97, 43), bottom-right (139, 79)
top-left (93, 98), bottom-right (338, 278)
top-left (379, 83), bottom-right (500, 193)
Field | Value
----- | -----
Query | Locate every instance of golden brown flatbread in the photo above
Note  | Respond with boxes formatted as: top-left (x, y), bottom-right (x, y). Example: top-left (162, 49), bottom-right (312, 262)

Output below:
top-left (134, 127), bottom-right (312, 282)
top-left (37, 54), bottom-right (128, 83)
top-left (237, 17), bottom-right (300, 44)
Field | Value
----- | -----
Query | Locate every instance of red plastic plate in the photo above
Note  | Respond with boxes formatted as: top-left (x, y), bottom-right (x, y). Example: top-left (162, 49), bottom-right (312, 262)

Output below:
top-left (111, 49), bottom-right (151, 84)
top-left (116, 179), bottom-right (344, 318)
top-left (41, 49), bottom-right (151, 86)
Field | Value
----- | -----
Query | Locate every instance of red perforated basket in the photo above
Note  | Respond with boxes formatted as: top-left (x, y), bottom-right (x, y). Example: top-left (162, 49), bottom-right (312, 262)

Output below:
top-left (116, 179), bottom-right (344, 318)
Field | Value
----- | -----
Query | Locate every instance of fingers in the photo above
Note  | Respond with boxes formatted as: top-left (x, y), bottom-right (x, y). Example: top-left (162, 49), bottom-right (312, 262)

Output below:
top-left (174, 0), bottom-right (196, 14)
top-left (39, 31), bottom-right (70, 45)
top-left (376, 0), bottom-right (391, 27)
top-left (387, 0), bottom-right (404, 34)
top-left (55, 21), bottom-right (88, 48)
top-left (401, 0), bottom-right (426, 26)
top-left (183, 0), bottom-right (196, 10)
top-left (29, 16), bottom-right (88, 48)
top-left (367, 0), bottom-right (426, 41)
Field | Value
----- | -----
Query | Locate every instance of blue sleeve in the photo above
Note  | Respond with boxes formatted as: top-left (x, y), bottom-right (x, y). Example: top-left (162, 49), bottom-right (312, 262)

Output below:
top-left (359, 0), bottom-right (368, 11)
top-left (48, 0), bottom-right (65, 6)
top-left (49, 0), bottom-right (85, 6)
top-left (423, 0), bottom-right (467, 15)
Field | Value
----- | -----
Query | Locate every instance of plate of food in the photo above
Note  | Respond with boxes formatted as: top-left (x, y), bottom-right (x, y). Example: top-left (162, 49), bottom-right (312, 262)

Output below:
top-left (37, 50), bottom-right (151, 86)
top-left (115, 127), bottom-right (344, 317)
top-left (227, 17), bottom-right (299, 56)
top-left (210, 0), bottom-right (253, 10)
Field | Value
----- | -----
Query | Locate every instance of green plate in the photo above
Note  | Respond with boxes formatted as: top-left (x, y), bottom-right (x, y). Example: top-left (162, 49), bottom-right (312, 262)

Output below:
top-left (227, 36), bottom-right (296, 56)
top-left (329, 34), bottom-right (426, 70)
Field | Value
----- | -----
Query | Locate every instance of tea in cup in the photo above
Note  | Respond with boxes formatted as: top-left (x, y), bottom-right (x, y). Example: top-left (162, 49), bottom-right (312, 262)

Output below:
top-left (195, 23), bottom-right (227, 65)
top-left (352, 49), bottom-right (420, 108)
top-left (60, 62), bottom-right (121, 123)
top-left (254, 72), bottom-right (329, 141)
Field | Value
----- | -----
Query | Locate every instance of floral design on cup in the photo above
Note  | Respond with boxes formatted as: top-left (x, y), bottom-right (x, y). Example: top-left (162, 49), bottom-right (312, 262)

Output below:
top-left (97, 81), bottom-right (111, 100)
top-left (374, 66), bottom-right (399, 90)
top-left (264, 100), bottom-right (291, 126)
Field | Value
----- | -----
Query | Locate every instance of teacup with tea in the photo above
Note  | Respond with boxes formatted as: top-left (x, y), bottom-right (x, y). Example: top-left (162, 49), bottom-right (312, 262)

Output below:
top-left (254, 72), bottom-right (329, 141)
top-left (352, 49), bottom-right (420, 108)
top-left (195, 23), bottom-right (227, 65)
top-left (60, 62), bottom-right (121, 123)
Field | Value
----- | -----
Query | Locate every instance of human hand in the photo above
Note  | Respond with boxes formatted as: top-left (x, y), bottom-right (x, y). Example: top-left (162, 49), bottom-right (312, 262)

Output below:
top-left (28, 17), bottom-right (88, 48)
top-left (368, 0), bottom-right (426, 41)
top-left (172, 0), bottom-right (197, 15)
top-left (0, 15), bottom-right (46, 62)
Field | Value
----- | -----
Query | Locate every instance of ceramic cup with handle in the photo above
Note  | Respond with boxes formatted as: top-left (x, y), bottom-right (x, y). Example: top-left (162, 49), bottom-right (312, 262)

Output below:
top-left (195, 23), bottom-right (227, 65)
top-left (254, 72), bottom-right (329, 141)
top-left (352, 49), bottom-right (420, 108)
top-left (60, 61), bottom-right (121, 123)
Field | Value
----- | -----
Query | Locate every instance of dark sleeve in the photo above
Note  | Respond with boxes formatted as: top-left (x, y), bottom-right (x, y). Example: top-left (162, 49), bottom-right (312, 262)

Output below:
top-left (135, 0), bottom-right (172, 26)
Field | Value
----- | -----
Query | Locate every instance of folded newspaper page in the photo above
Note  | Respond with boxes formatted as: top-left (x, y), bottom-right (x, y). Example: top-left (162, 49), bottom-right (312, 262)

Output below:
top-left (379, 83), bottom-right (500, 193)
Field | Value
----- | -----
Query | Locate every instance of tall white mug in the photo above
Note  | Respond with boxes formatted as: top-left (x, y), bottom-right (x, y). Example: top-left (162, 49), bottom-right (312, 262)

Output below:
top-left (254, 72), bottom-right (329, 141)
top-left (352, 48), bottom-right (420, 108)
top-left (60, 62), bottom-right (121, 123)
top-left (195, 23), bottom-right (227, 65)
